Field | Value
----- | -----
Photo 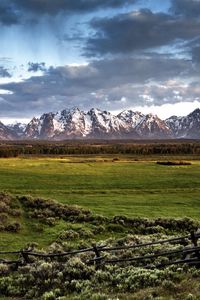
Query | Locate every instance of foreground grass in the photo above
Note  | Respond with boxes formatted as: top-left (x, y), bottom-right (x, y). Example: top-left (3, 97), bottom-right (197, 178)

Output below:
top-left (0, 156), bottom-right (200, 219)
top-left (1, 193), bottom-right (200, 299)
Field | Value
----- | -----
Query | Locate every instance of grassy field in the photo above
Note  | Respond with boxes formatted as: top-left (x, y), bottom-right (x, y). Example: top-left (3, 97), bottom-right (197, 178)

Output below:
top-left (1, 155), bottom-right (200, 299)
top-left (0, 155), bottom-right (200, 219)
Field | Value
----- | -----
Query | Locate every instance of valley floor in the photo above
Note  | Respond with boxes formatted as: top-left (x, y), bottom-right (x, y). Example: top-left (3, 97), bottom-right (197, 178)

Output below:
top-left (0, 154), bottom-right (199, 218)
top-left (1, 154), bottom-right (200, 299)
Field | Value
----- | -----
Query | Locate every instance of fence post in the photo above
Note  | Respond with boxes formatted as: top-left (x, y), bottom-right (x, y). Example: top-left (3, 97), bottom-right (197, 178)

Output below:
top-left (191, 231), bottom-right (198, 247)
top-left (11, 259), bottom-right (21, 271)
top-left (190, 231), bottom-right (200, 261)
top-left (20, 250), bottom-right (31, 264)
top-left (92, 244), bottom-right (101, 269)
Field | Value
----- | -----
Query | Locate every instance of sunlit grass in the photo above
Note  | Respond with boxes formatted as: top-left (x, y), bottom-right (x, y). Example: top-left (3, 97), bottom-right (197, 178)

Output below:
top-left (0, 156), bottom-right (199, 218)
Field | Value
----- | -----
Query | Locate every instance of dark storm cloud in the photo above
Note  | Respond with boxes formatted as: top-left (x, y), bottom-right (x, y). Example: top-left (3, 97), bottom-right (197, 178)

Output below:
top-left (0, 0), bottom-right (136, 24)
top-left (171, 0), bottom-right (200, 18)
top-left (0, 0), bottom-right (138, 27)
top-left (86, 9), bottom-right (200, 56)
top-left (0, 67), bottom-right (11, 78)
top-left (13, 0), bottom-right (136, 15)
top-left (1, 56), bottom-right (194, 97)
top-left (0, 1), bottom-right (19, 25)
top-left (28, 62), bottom-right (46, 72)
top-left (192, 46), bottom-right (200, 63)
top-left (0, 56), bottom-right (197, 117)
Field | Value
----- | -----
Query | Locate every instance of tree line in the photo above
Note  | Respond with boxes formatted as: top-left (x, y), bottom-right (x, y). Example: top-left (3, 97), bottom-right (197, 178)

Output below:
top-left (0, 141), bottom-right (200, 157)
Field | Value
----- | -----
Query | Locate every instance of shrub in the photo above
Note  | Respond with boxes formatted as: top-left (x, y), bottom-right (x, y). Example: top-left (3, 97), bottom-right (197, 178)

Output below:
top-left (0, 202), bottom-right (9, 213)
top-left (59, 230), bottom-right (80, 240)
top-left (156, 161), bottom-right (191, 166)
top-left (43, 217), bottom-right (57, 226)
top-left (112, 158), bottom-right (120, 162)
top-left (77, 228), bottom-right (94, 238)
top-left (107, 224), bottom-right (126, 233)
top-left (0, 213), bottom-right (8, 226)
top-left (0, 264), bottom-right (10, 276)
top-left (185, 294), bottom-right (195, 300)
top-left (91, 293), bottom-right (109, 300)
top-left (5, 222), bottom-right (21, 232)
top-left (41, 291), bottom-right (56, 300)
top-left (10, 209), bottom-right (21, 217)
top-left (19, 196), bottom-right (92, 223)
top-left (162, 279), bottom-right (177, 291)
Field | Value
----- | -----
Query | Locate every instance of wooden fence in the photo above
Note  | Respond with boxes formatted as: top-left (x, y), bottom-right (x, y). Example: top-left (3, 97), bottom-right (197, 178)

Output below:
top-left (1, 231), bottom-right (200, 270)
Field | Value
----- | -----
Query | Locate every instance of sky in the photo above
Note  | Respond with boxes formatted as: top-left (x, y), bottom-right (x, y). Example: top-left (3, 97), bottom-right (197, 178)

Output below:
top-left (0, 0), bottom-right (200, 123)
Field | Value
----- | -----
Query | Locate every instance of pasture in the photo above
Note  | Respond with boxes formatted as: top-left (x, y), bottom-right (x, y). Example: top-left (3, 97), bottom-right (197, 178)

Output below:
top-left (1, 155), bottom-right (200, 299)
top-left (0, 155), bottom-right (200, 219)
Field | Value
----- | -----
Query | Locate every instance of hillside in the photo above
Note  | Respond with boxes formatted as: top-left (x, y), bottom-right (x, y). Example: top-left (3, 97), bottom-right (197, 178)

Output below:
top-left (1, 193), bottom-right (200, 300)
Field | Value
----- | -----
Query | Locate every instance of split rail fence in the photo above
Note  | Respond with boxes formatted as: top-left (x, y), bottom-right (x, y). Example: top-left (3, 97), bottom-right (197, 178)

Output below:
top-left (1, 231), bottom-right (200, 270)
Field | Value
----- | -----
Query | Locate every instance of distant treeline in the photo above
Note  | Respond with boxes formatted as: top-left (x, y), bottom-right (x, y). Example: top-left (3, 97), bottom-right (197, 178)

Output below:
top-left (0, 140), bottom-right (200, 157)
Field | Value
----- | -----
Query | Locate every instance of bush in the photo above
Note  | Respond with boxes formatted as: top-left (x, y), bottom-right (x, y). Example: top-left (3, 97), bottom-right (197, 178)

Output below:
top-left (91, 293), bottom-right (109, 300)
top-left (185, 294), bottom-right (195, 300)
top-left (59, 230), bottom-right (80, 240)
top-left (0, 213), bottom-right (8, 226)
top-left (0, 264), bottom-right (10, 276)
top-left (156, 161), bottom-right (191, 166)
top-left (107, 223), bottom-right (126, 233)
top-left (162, 279), bottom-right (177, 291)
top-left (42, 291), bottom-right (56, 300)
top-left (19, 196), bottom-right (92, 223)
top-left (5, 222), bottom-right (21, 232)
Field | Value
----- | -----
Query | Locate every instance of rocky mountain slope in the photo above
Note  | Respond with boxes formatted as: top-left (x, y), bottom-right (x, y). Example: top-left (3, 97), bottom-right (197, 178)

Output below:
top-left (166, 108), bottom-right (200, 138)
top-left (7, 122), bottom-right (27, 137)
top-left (1, 107), bottom-right (200, 140)
top-left (0, 121), bottom-right (17, 140)
top-left (24, 107), bottom-right (139, 139)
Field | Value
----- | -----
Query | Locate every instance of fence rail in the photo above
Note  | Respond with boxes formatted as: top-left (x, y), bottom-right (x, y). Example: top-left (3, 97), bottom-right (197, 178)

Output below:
top-left (90, 246), bottom-right (200, 265)
top-left (1, 231), bottom-right (200, 270)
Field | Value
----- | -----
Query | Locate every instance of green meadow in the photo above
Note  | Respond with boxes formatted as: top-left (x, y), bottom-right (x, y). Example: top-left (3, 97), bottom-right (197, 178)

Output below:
top-left (0, 155), bottom-right (200, 219)
top-left (1, 155), bottom-right (200, 300)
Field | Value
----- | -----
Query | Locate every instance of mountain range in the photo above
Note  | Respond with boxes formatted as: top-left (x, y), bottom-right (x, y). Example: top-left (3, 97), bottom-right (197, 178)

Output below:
top-left (1, 107), bottom-right (200, 140)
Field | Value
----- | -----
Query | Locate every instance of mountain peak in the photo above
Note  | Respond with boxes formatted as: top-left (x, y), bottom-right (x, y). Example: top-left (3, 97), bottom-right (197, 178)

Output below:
top-left (1, 107), bottom-right (200, 140)
top-left (166, 108), bottom-right (200, 138)
top-left (189, 108), bottom-right (200, 117)
top-left (145, 113), bottom-right (157, 118)
top-left (135, 112), bottom-right (172, 138)
top-left (69, 107), bottom-right (81, 113)
top-left (0, 121), bottom-right (17, 140)
top-left (88, 108), bottom-right (102, 114)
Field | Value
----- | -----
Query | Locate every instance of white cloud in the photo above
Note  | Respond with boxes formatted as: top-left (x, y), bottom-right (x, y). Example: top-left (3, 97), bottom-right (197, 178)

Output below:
top-left (1, 117), bottom-right (31, 125)
top-left (0, 89), bottom-right (13, 94)
top-left (132, 101), bottom-right (200, 119)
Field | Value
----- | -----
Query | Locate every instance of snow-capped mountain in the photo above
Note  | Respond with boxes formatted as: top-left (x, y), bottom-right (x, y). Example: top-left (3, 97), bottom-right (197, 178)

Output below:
top-left (24, 117), bottom-right (41, 139)
top-left (0, 121), bottom-right (17, 140)
top-left (0, 107), bottom-right (200, 140)
top-left (56, 108), bottom-right (92, 138)
top-left (117, 110), bottom-right (172, 138)
top-left (117, 110), bottom-right (144, 128)
top-left (166, 108), bottom-right (200, 138)
top-left (87, 108), bottom-right (132, 137)
top-left (24, 107), bottom-right (138, 139)
top-left (135, 113), bottom-right (172, 138)
top-left (24, 108), bottom-right (89, 139)
top-left (22, 108), bottom-right (176, 139)
top-left (7, 122), bottom-right (27, 137)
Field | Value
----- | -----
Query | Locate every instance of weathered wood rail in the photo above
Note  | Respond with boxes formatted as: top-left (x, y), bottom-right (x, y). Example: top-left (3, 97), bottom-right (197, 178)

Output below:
top-left (1, 231), bottom-right (200, 270)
